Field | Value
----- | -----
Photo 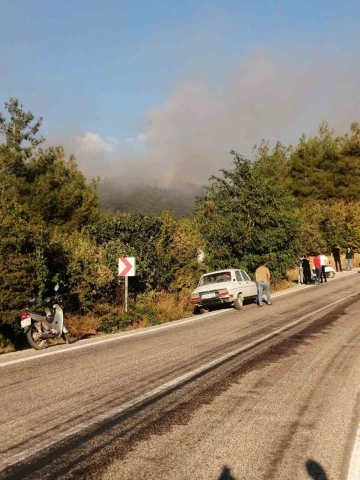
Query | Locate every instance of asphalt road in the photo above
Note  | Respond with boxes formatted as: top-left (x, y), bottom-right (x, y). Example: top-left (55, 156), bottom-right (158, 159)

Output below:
top-left (1, 273), bottom-right (360, 479)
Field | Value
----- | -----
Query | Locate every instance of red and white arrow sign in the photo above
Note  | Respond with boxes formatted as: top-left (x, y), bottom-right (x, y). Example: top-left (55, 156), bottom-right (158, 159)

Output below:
top-left (118, 257), bottom-right (136, 277)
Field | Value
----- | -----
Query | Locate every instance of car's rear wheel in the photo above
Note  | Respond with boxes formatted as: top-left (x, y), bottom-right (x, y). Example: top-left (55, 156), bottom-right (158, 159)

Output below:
top-left (199, 307), bottom-right (210, 313)
top-left (234, 295), bottom-right (244, 310)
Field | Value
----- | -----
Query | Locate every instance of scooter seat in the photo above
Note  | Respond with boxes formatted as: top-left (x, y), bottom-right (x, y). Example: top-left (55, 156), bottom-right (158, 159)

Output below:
top-left (28, 310), bottom-right (45, 316)
top-left (26, 310), bottom-right (48, 322)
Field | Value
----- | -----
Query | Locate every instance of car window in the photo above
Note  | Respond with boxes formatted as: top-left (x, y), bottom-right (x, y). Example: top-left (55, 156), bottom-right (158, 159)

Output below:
top-left (241, 270), bottom-right (251, 281)
top-left (235, 270), bottom-right (243, 281)
top-left (199, 271), bottom-right (231, 285)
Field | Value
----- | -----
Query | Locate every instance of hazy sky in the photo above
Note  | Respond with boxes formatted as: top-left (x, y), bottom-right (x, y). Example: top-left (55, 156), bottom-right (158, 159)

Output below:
top-left (1, 0), bottom-right (359, 186)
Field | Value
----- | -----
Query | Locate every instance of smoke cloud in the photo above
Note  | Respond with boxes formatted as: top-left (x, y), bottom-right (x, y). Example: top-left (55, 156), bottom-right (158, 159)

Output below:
top-left (66, 47), bottom-right (360, 188)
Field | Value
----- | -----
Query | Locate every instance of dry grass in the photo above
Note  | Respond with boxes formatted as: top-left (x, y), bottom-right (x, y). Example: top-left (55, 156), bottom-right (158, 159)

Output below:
top-left (271, 279), bottom-right (295, 292)
top-left (123, 318), bottom-right (151, 330)
top-left (63, 292), bottom-right (194, 341)
top-left (285, 267), bottom-right (299, 283)
top-left (65, 314), bottom-right (102, 341)
top-left (0, 342), bottom-right (15, 354)
top-left (144, 291), bottom-right (193, 319)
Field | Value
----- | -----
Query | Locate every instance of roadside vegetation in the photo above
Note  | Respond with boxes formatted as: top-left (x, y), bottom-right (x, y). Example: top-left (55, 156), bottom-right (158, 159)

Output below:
top-left (1, 99), bottom-right (360, 352)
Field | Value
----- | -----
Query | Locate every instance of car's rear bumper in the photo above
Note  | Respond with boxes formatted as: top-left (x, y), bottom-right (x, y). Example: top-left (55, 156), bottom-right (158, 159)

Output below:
top-left (193, 296), bottom-right (232, 308)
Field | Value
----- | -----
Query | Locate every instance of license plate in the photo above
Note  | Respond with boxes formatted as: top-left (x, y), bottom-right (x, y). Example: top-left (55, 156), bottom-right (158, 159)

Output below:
top-left (201, 292), bottom-right (216, 299)
top-left (21, 317), bottom-right (31, 328)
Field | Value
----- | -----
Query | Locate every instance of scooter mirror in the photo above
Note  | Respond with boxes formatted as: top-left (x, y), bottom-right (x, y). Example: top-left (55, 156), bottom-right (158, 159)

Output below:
top-left (54, 284), bottom-right (59, 292)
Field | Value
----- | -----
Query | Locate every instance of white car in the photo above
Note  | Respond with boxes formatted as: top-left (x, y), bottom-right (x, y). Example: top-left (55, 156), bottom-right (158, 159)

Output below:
top-left (312, 265), bottom-right (336, 279)
top-left (191, 268), bottom-right (258, 313)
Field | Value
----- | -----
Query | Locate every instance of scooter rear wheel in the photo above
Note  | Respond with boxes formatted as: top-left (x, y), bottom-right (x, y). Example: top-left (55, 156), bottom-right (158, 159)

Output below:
top-left (26, 326), bottom-right (47, 350)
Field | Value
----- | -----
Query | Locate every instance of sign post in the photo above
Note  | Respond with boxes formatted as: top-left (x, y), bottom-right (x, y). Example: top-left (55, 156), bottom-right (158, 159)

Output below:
top-left (118, 257), bottom-right (136, 312)
top-left (125, 276), bottom-right (128, 313)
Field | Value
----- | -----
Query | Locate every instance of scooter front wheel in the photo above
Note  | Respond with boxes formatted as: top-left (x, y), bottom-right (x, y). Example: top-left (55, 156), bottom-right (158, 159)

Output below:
top-left (26, 326), bottom-right (47, 350)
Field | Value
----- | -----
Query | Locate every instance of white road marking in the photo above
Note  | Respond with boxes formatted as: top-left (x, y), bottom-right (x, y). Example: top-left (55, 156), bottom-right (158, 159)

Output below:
top-left (1, 272), bottom-right (357, 369)
top-left (348, 425), bottom-right (360, 480)
top-left (0, 310), bottom-right (222, 368)
top-left (1, 291), bottom-right (359, 471)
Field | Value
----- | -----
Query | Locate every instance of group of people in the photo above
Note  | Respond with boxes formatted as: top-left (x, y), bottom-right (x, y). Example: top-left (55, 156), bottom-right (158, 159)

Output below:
top-left (253, 246), bottom-right (356, 308)
top-left (298, 253), bottom-right (328, 285)
top-left (332, 245), bottom-right (355, 272)
top-left (298, 246), bottom-right (355, 285)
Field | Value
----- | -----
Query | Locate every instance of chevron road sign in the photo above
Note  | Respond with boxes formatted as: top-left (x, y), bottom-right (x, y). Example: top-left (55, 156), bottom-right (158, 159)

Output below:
top-left (118, 257), bottom-right (136, 277)
top-left (118, 257), bottom-right (136, 312)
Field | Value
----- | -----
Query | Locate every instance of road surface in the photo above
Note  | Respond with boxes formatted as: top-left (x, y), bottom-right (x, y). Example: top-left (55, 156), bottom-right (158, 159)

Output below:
top-left (1, 272), bottom-right (360, 479)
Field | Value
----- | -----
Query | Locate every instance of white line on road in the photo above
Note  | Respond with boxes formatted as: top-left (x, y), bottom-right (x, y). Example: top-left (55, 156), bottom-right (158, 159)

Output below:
top-left (0, 310), bottom-right (222, 368)
top-left (348, 426), bottom-right (360, 480)
top-left (1, 272), bottom-right (358, 369)
top-left (1, 291), bottom-right (359, 471)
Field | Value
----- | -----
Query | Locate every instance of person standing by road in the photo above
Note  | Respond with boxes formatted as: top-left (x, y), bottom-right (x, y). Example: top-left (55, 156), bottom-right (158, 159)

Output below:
top-left (332, 245), bottom-right (342, 272)
top-left (345, 247), bottom-right (354, 270)
top-left (313, 253), bottom-right (322, 285)
top-left (255, 262), bottom-right (272, 307)
top-left (320, 252), bottom-right (328, 283)
top-left (298, 256), bottom-right (304, 284)
top-left (302, 255), bottom-right (312, 284)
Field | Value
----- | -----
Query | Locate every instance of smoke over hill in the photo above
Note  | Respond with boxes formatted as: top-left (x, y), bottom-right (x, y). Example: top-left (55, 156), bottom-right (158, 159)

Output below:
top-left (53, 46), bottom-right (359, 215)
top-left (98, 180), bottom-right (202, 217)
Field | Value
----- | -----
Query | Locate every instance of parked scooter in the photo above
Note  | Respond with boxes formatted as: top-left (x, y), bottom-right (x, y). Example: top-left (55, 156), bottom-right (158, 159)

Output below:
top-left (20, 284), bottom-right (70, 350)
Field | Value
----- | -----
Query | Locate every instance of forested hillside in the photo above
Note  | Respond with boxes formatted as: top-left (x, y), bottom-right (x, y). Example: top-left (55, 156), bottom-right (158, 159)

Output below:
top-left (98, 181), bottom-right (201, 218)
top-left (1, 99), bottom-right (359, 351)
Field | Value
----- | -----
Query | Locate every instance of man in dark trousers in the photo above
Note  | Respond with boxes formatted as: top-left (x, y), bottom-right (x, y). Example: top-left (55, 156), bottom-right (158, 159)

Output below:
top-left (332, 245), bottom-right (342, 272)
top-left (345, 247), bottom-right (354, 270)
top-left (301, 255), bottom-right (312, 284)
top-left (320, 252), bottom-right (328, 283)
top-left (313, 253), bottom-right (322, 285)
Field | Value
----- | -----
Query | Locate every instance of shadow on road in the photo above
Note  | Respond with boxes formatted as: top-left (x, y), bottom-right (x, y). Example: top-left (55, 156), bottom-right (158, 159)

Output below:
top-left (218, 465), bottom-right (237, 480)
top-left (305, 459), bottom-right (329, 480)
top-left (216, 459), bottom-right (329, 479)
top-left (77, 333), bottom-right (97, 340)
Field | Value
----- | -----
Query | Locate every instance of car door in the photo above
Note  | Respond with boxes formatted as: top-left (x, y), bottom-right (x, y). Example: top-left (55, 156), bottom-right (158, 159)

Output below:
top-left (240, 270), bottom-right (257, 298)
top-left (235, 270), bottom-right (249, 298)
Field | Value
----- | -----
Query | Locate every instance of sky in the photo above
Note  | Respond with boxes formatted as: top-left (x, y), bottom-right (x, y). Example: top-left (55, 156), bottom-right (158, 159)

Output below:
top-left (1, 0), bottom-right (359, 186)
